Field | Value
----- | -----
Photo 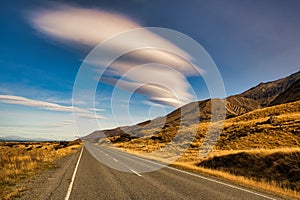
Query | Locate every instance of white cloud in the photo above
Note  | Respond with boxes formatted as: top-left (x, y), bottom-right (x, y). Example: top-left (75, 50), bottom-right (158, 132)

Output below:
top-left (0, 95), bottom-right (73, 111)
top-left (87, 108), bottom-right (106, 112)
top-left (59, 120), bottom-right (74, 126)
top-left (28, 4), bottom-right (202, 107)
top-left (76, 113), bottom-right (104, 119)
top-left (0, 95), bottom-right (104, 119)
top-left (29, 4), bottom-right (139, 46)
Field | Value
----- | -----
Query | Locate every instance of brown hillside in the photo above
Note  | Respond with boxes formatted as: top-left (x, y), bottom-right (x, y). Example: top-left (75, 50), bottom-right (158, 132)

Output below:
top-left (84, 71), bottom-right (300, 146)
top-left (114, 100), bottom-right (300, 153)
top-left (85, 97), bottom-right (260, 142)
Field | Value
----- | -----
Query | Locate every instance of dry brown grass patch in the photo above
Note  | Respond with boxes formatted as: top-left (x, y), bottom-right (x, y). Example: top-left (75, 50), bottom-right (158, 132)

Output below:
top-left (0, 141), bottom-right (81, 199)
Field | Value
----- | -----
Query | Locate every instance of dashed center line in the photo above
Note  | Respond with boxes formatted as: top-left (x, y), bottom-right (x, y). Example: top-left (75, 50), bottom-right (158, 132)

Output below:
top-left (113, 158), bottom-right (118, 162)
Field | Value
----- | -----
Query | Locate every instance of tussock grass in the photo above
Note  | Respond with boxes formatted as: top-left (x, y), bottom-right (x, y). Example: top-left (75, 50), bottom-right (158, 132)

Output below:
top-left (0, 141), bottom-right (81, 199)
top-left (114, 101), bottom-right (300, 154)
top-left (198, 149), bottom-right (300, 192)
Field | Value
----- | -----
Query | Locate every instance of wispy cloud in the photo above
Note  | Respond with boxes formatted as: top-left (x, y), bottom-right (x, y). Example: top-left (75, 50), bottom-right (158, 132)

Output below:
top-left (76, 113), bottom-right (104, 119)
top-left (0, 94), bottom-right (104, 119)
top-left (0, 94), bottom-right (73, 111)
top-left (58, 120), bottom-right (74, 126)
top-left (28, 4), bottom-right (202, 107)
top-left (87, 108), bottom-right (106, 112)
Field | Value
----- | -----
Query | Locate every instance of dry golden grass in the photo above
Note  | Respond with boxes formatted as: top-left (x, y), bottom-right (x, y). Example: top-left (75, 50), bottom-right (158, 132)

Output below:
top-left (198, 149), bottom-right (300, 191)
top-left (114, 101), bottom-right (300, 156)
top-left (119, 101), bottom-right (299, 151)
top-left (0, 141), bottom-right (81, 199)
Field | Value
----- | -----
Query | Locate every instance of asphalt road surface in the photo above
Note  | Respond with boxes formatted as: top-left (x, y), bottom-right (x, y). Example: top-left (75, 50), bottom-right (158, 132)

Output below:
top-left (63, 143), bottom-right (281, 200)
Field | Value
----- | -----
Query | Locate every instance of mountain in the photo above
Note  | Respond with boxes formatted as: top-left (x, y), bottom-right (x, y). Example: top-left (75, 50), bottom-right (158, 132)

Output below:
top-left (84, 70), bottom-right (300, 142)
top-left (0, 135), bottom-right (52, 142)
top-left (237, 71), bottom-right (300, 106)
top-left (270, 79), bottom-right (300, 106)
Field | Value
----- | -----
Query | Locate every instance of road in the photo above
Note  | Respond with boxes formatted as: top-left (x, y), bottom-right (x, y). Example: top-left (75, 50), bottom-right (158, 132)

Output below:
top-left (57, 142), bottom-right (282, 200)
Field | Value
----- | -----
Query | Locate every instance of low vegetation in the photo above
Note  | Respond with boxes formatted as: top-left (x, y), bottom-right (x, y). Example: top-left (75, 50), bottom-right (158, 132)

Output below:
top-left (0, 140), bottom-right (81, 199)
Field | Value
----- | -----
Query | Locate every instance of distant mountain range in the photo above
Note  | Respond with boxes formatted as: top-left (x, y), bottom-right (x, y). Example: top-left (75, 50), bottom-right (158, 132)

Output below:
top-left (0, 135), bottom-right (53, 142)
top-left (84, 70), bottom-right (300, 142)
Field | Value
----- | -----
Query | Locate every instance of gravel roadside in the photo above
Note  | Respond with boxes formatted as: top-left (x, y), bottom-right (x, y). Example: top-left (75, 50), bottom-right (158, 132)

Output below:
top-left (15, 150), bottom-right (80, 200)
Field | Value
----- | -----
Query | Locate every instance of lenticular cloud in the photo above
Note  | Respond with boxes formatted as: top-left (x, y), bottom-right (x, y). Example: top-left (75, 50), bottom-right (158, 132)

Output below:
top-left (28, 4), bottom-right (203, 107)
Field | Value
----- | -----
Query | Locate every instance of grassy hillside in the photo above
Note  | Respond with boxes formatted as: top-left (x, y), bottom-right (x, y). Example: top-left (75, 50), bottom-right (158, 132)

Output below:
top-left (114, 100), bottom-right (299, 153)
top-left (215, 101), bottom-right (299, 150)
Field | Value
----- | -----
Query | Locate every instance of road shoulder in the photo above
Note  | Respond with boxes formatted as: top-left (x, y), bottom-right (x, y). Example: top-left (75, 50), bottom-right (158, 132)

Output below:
top-left (15, 150), bottom-right (80, 200)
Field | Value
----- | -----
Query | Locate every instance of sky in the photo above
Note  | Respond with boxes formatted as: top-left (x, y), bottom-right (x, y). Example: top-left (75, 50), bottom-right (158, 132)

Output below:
top-left (0, 0), bottom-right (299, 140)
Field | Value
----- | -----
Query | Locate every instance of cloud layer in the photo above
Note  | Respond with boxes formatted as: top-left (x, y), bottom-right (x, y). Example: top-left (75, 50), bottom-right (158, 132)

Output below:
top-left (28, 4), bottom-right (201, 107)
top-left (102, 64), bottom-right (193, 107)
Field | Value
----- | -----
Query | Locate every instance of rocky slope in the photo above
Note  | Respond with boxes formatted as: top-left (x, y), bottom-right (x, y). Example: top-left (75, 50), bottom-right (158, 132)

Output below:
top-left (237, 70), bottom-right (300, 106)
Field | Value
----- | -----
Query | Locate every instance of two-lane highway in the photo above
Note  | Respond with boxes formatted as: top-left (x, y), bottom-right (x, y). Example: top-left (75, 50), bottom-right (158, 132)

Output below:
top-left (65, 143), bottom-right (281, 200)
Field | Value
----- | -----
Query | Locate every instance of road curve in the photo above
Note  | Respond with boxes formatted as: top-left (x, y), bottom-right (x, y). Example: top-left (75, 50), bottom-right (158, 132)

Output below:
top-left (62, 143), bottom-right (282, 200)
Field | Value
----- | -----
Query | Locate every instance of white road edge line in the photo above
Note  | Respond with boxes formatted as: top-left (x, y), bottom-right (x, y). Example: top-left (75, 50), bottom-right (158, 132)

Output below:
top-left (165, 166), bottom-right (276, 200)
top-left (130, 169), bottom-right (142, 177)
top-left (112, 148), bottom-right (277, 200)
top-left (64, 146), bottom-right (84, 200)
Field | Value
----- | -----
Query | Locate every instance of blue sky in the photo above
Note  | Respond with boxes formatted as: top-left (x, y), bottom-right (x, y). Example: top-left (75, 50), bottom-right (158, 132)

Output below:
top-left (0, 0), bottom-right (299, 140)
